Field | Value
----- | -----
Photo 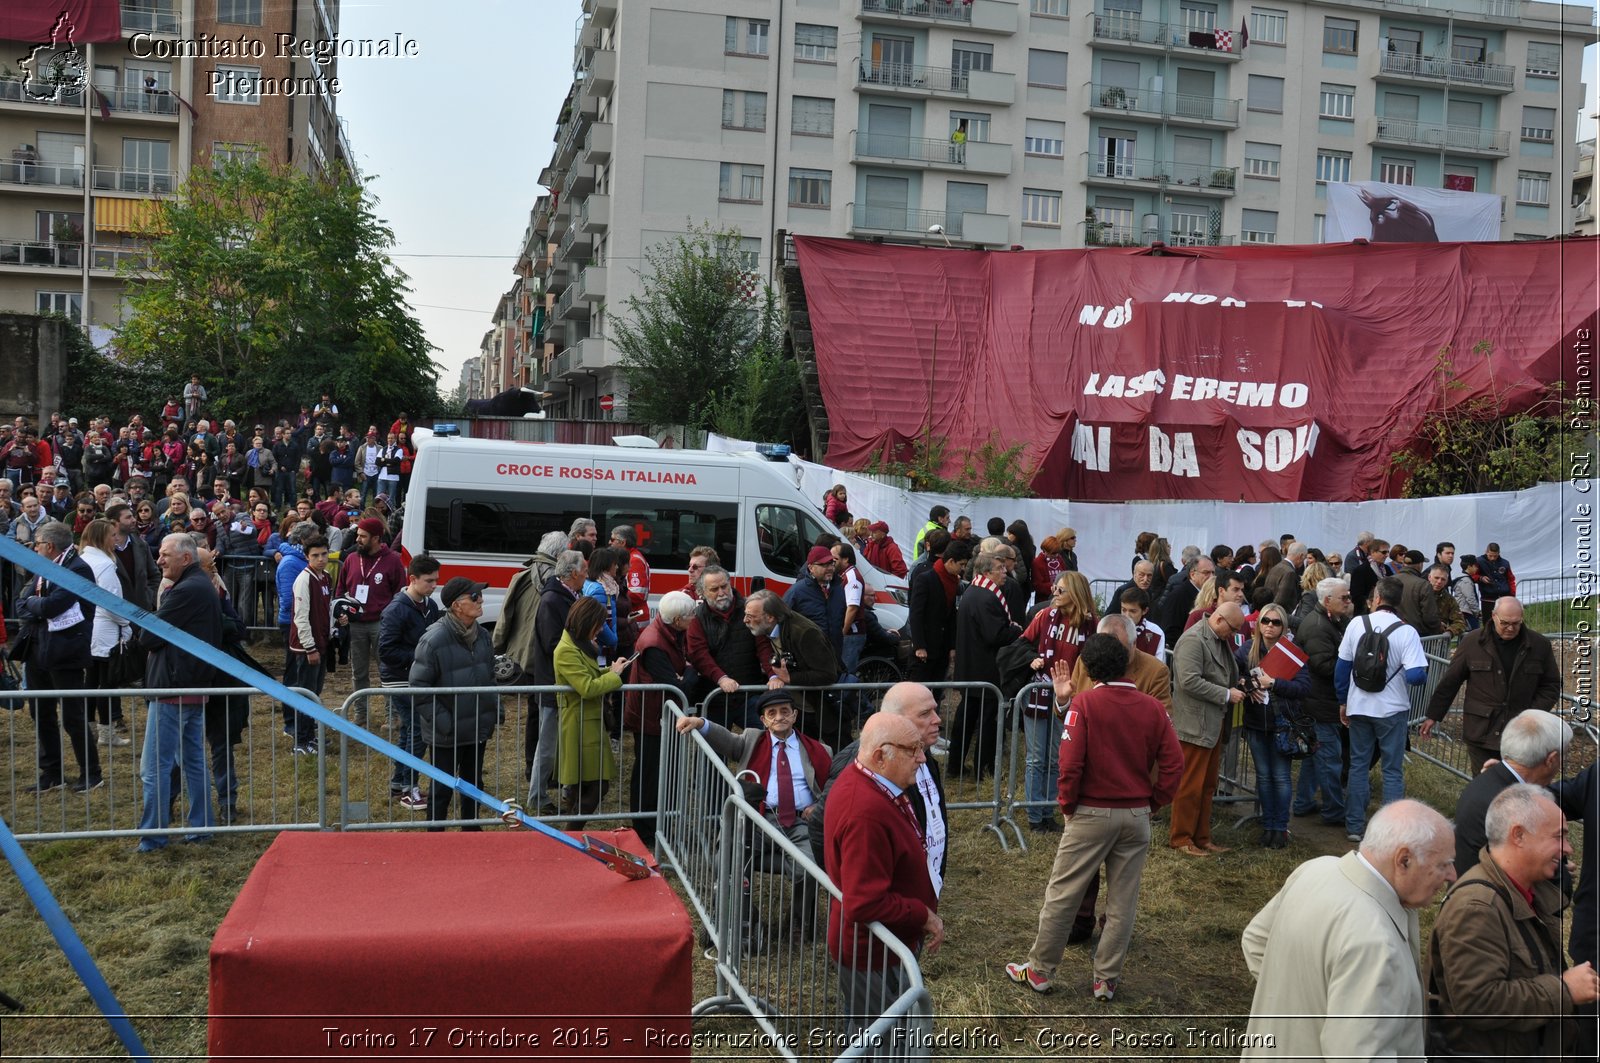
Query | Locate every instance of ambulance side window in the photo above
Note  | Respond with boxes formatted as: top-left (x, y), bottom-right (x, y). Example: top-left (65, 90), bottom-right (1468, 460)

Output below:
top-left (424, 489), bottom-right (589, 556)
top-left (594, 497), bottom-right (738, 570)
top-left (756, 504), bottom-right (828, 577)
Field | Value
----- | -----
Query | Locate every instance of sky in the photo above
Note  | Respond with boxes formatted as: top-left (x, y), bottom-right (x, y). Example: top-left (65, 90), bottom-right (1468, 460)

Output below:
top-left (333, 0), bottom-right (1597, 394)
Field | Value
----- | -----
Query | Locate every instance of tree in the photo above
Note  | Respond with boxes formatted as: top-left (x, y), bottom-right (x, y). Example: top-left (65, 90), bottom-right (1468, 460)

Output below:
top-left (1390, 341), bottom-right (1587, 497)
top-left (114, 160), bottom-right (439, 428)
top-left (615, 224), bottom-right (804, 444)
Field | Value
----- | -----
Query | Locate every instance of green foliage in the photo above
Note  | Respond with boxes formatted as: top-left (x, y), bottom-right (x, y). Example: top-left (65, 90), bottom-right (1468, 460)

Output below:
top-left (865, 431), bottom-right (1037, 497)
top-left (58, 315), bottom-right (167, 421)
top-left (113, 160), bottom-right (439, 428)
top-left (616, 223), bottom-right (801, 443)
top-left (1392, 341), bottom-right (1587, 497)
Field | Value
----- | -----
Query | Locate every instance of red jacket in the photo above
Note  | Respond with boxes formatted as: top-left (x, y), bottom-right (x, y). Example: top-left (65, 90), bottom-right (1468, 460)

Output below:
top-left (862, 536), bottom-right (907, 579)
top-left (1057, 681), bottom-right (1184, 813)
top-left (1032, 551), bottom-right (1067, 599)
top-left (824, 763), bottom-right (936, 970)
top-left (335, 543), bottom-right (407, 623)
top-left (624, 614), bottom-right (688, 735)
top-left (624, 547), bottom-right (650, 624)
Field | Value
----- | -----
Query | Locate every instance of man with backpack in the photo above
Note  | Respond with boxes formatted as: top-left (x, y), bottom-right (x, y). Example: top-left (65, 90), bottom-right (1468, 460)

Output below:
top-left (1335, 577), bottom-right (1429, 843)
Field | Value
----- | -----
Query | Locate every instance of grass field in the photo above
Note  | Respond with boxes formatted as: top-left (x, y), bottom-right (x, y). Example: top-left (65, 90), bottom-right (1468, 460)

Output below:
top-left (0, 630), bottom-right (1590, 1060)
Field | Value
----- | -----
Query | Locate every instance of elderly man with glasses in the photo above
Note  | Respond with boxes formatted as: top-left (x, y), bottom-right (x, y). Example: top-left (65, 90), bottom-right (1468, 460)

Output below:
top-left (1167, 601), bottom-right (1246, 856)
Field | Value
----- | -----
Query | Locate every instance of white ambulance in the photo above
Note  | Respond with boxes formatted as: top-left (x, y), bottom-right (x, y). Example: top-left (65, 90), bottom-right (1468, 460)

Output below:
top-left (399, 430), bottom-right (908, 627)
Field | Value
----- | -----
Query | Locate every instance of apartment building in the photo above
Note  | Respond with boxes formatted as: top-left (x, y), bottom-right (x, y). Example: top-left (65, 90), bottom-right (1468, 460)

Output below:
top-left (1575, 135), bottom-right (1595, 235)
top-left (0, 0), bottom-right (353, 331)
top-left (522, 0), bottom-right (1590, 417)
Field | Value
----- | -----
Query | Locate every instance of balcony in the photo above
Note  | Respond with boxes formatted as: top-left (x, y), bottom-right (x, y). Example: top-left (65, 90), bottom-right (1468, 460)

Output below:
top-left (562, 162), bottom-right (594, 201)
top-left (558, 219), bottom-right (592, 260)
top-left (576, 265), bottom-right (607, 302)
top-left (0, 160), bottom-right (83, 190)
top-left (1577, 151), bottom-right (1595, 178)
top-left (847, 202), bottom-right (1010, 245)
top-left (1085, 224), bottom-right (1236, 247)
top-left (859, 0), bottom-right (1019, 34)
top-left (1090, 13), bottom-right (1245, 61)
top-left (556, 281), bottom-right (591, 320)
top-left (1370, 115), bottom-right (1510, 157)
top-left (581, 122), bottom-right (613, 166)
top-left (92, 166), bottom-right (177, 194)
top-left (0, 237), bottom-right (81, 269)
top-left (857, 58), bottom-right (1016, 104)
top-left (1088, 83), bottom-right (1240, 127)
top-left (0, 76), bottom-right (86, 111)
top-left (94, 85), bottom-right (182, 117)
top-left (579, 193), bottom-right (610, 233)
top-left (582, 0), bottom-right (617, 27)
top-left (120, 1), bottom-right (179, 34)
top-left (1082, 155), bottom-right (1238, 195)
top-left (580, 47), bottom-right (616, 94)
top-left (850, 130), bottom-right (1013, 175)
top-left (550, 336), bottom-right (615, 378)
top-left (1377, 50), bottom-right (1515, 92)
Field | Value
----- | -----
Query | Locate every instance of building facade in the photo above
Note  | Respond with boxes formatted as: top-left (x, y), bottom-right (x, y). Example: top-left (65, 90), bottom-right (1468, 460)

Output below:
top-left (524, 0), bottom-right (1590, 417)
top-left (0, 0), bottom-right (352, 331)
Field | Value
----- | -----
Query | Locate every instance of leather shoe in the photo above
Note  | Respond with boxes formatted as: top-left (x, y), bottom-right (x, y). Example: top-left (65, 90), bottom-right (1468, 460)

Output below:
top-left (1176, 844), bottom-right (1210, 857)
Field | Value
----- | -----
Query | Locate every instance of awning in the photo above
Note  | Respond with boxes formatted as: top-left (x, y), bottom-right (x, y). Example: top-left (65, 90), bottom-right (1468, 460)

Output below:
top-left (94, 196), bottom-right (165, 234)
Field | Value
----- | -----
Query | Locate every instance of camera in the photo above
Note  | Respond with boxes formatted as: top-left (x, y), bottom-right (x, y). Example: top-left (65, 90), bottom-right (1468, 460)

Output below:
top-left (779, 651), bottom-right (798, 671)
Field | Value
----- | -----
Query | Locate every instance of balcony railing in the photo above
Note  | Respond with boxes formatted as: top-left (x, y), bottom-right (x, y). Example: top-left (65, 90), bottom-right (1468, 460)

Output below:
top-left (849, 202), bottom-right (963, 238)
top-left (119, 1), bottom-right (179, 34)
top-left (1372, 116), bottom-right (1510, 154)
top-left (852, 130), bottom-right (973, 165)
top-left (1083, 155), bottom-right (1238, 190)
top-left (1091, 13), bottom-right (1245, 55)
top-left (1378, 50), bottom-right (1515, 90)
top-left (0, 161), bottom-right (83, 188)
top-left (92, 166), bottom-right (177, 194)
top-left (0, 76), bottom-right (85, 109)
top-left (93, 85), bottom-right (181, 116)
top-left (1091, 83), bottom-right (1240, 124)
top-left (861, 0), bottom-right (974, 23)
top-left (0, 238), bottom-right (154, 271)
top-left (858, 58), bottom-right (968, 93)
top-left (579, 194), bottom-right (610, 233)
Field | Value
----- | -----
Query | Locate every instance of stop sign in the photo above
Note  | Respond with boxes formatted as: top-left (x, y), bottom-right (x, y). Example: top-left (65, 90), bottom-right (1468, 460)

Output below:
top-left (599, 394), bottom-right (615, 412)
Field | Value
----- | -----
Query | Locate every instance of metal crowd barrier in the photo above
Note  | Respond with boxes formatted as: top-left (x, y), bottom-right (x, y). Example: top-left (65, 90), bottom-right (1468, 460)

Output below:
top-left (2, 684), bottom-right (326, 842)
top-left (695, 681), bottom-right (1013, 848)
top-left (659, 702), bottom-right (933, 1061)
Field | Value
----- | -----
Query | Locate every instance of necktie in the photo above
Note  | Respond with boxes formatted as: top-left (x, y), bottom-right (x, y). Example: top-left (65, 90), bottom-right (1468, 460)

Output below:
top-left (775, 741), bottom-right (797, 828)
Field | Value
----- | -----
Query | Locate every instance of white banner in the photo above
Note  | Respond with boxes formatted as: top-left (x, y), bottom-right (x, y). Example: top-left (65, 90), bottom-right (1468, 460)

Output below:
top-left (1324, 181), bottom-right (1501, 242)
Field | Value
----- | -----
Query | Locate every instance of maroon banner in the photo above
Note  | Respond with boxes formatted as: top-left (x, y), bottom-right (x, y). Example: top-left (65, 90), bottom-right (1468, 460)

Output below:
top-left (0, 0), bottom-right (122, 45)
top-left (793, 237), bottom-right (1598, 501)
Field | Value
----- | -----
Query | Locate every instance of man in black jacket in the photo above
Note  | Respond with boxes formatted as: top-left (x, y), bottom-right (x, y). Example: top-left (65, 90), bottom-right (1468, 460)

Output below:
top-left (527, 550), bottom-right (584, 812)
top-left (1291, 577), bottom-right (1352, 827)
top-left (379, 555), bottom-right (442, 810)
top-left (685, 566), bottom-right (764, 728)
top-left (1158, 554), bottom-right (1213, 646)
top-left (907, 539), bottom-right (971, 684)
top-left (951, 552), bottom-right (1021, 781)
top-left (135, 532), bottom-right (222, 851)
top-left (14, 520), bottom-right (101, 792)
top-left (1450, 708), bottom-right (1571, 876)
top-left (744, 590), bottom-right (842, 747)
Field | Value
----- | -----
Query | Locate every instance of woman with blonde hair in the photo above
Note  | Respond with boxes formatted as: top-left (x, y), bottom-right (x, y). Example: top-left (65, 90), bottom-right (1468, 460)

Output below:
top-left (80, 518), bottom-right (133, 750)
top-left (1289, 562), bottom-right (1331, 630)
top-left (1234, 602), bottom-right (1310, 848)
top-left (1018, 572), bottom-right (1097, 831)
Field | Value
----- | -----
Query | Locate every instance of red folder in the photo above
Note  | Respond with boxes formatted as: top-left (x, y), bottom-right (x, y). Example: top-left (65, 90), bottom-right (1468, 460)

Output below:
top-left (1260, 636), bottom-right (1308, 681)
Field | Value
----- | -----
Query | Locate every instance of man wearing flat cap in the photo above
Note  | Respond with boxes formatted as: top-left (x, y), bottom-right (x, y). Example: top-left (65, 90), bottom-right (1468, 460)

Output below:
top-left (335, 515), bottom-right (407, 728)
top-left (1393, 548), bottom-right (1444, 636)
top-left (784, 545), bottom-right (847, 663)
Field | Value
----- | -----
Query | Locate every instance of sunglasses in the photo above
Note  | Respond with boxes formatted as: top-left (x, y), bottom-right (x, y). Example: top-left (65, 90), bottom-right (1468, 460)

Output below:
top-left (1259, 618), bottom-right (1285, 627)
top-left (466, 591), bottom-right (482, 603)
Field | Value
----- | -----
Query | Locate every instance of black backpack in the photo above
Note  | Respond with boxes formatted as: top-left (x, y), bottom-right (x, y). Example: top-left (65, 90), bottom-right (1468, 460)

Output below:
top-left (1351, 614), bottom-right (1402, 693)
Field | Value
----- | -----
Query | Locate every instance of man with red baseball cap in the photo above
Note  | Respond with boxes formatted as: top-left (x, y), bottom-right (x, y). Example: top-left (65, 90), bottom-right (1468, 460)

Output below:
top-left (335, 516), bottom-right (407, 727)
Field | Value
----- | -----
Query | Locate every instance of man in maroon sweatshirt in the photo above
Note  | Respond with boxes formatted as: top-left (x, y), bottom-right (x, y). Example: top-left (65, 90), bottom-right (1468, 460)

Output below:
top-left (1005, 634), bottom-right (1184, 1003)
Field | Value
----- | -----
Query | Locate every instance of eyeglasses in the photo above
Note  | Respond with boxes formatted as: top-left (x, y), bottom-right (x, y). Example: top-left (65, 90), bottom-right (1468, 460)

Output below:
top-left (882, 742), bottom-right (923, 757)
top-left (468, 591), bottom-right (482, 602)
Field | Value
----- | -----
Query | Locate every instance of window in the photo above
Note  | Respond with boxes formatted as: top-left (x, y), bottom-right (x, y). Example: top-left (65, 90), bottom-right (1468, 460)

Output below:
top-left (1444, 165), bottom-right (1478, 192)
top-left (1244, 141), bottom-right (1280, 178)
top-left (951, 42), bottom-right (993, 90)
top-left (1521, 106), bottom-right (1555, 143)
top-left (1451, 35), bottom-right (1485, 64)
top-left (1247, 75), bottom-right (1283, 113)
top-left (1250, 8), bottom-right (1286, 45)
top-left (1516, 170), bottom-right (1550, 205)
top-left (794, 24), bottom-right (837, 63)
top-left (1022, 188), bottom-right (1062, 226)
top-left (1024, 118), bottom-right (1065, 157)
top-left (217, 0), bottom-right (262, 24)
top-left (725, 17), bottom-right (770, 56)
top-left (36, 291), bottom-right (82, 318)
top-left (1313, 214), bottom-right (1326, 242)
top-left (1095, 132), bottom-right (1137, 177)
top-left (121, 137), bottom-right (172, 192)
top-left (212, 65), bottom-right (259, 105)
top-left (1526, 42), bottom-right (1560, 77)
top-left (791, 96), bottom-right (834, 136)
top-left (1093, 200), bottom-right (1135, 241)
top-left (737, 237), bottom-right (761, 272)
top-left (949, 110), bottom-right (991, 142)
top-left (1315, 150), bottom-right (1351, 183)
top-left (1319, 84), bottom-right (1355, 119)
top-left (1241, 208), bottom-right (1278, 244)
top-left (756, 505), bottom-right (828, 578)
top-left (211, 142), bottom-right (260, 169)
top-left (721, 90), bottom-right (767, 131)
top-left (789, 167), bottom-right (831, 208)
top-left (718, 162), bottom-right (764, 203)
top-left (1031, 0), bottom-right (1068, 15)
top-left (1323, 17), bottom-right (1358, 54)
top-left (1379, 157), bottom-right (1415, 185)
top-left (1027, 49), bottom-right (1068, 88)
top-left (1180, 2), bottom-right (1217, 33)
top-left (1170, 208), bottom-right (1213, 243)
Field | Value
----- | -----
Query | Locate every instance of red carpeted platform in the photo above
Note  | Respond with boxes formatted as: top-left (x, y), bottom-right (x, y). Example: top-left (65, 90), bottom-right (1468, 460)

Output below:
top-left (209, 829), bottom-right (692, 1061)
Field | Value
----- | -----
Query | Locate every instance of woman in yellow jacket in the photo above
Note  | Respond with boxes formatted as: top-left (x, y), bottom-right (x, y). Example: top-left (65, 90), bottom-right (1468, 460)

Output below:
top-left (554, 595), bottom-right (629, 822)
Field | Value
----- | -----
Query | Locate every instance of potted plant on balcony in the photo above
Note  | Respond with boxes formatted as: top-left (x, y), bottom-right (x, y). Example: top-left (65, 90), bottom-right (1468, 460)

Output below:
top-left (52, 218), bottom-right (83, 266)
top-left (1208, 168), bottom-right (1236, 189)
top-left (1099, 86), bottom-right (1128, 108)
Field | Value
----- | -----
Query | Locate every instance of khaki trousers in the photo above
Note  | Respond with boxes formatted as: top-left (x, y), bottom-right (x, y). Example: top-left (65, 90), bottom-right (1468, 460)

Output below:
top-left (1026, 805), bottom-right (1152, 985)
top-left (1168, 740), bottom-right (1222, 849)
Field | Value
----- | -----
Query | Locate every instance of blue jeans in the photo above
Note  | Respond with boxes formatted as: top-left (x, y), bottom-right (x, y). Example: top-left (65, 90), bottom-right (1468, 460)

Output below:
top-left (137, 700), bottom-right (214, 848)
top-left (1244, 728), bottom-right (1292, 832)
top-left (1346, 712), bottom-right (1408, 838)
top-left (1023, 713), bottom-right (1060, 825)
top-left (1293, 720), bottom-right (1346, 822)
top-left (386, 692), bottom-right (423, 792)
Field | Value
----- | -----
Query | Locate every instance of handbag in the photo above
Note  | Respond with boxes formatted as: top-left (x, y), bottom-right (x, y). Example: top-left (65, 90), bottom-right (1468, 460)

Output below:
top-left (0, 648), bottom-right (21, 694)
top-left (1272, 708), bottom-right (1316, 760)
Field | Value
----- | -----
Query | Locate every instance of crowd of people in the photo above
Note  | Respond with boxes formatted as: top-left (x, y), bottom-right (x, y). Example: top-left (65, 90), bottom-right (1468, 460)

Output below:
top-left (4, 439), bottom-right (1593, 1053)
